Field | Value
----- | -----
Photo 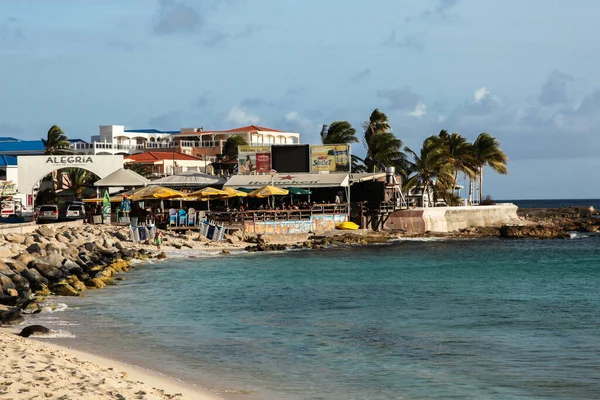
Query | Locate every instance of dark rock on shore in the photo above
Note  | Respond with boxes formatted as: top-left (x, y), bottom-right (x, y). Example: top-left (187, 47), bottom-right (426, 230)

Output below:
top-left (19, 324), bottom-right (51, 337)
top-left (0, 308), bottom-right (24, 325)
top-left (499, 224), bottom-right (570, 239)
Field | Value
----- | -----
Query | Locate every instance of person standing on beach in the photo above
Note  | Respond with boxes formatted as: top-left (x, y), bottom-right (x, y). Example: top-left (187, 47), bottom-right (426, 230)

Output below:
top-left (155, 229), bottom-right (163, 251)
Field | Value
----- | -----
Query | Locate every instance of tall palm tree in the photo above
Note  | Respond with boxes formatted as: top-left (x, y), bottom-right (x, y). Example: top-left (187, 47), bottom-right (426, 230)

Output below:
top-left (362, 109), bottom-right (391, 145)
top-left (472, 133), bottom-right (508, 203)
top-left (434, 130), bottom-right (477, 196)
top-left (366, 132), bottom-right (406, 173)
top-left (42, 125), bottom-right (73, 155)
top-left (404, 138), bottom-right (454, 207)
top-left (361, 109), bottom-right (405, 173)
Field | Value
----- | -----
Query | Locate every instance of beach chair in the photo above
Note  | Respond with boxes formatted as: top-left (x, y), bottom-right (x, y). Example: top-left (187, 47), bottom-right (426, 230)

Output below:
top-left (198, 211), bottom-right (206, 223)
top-left (169, 214), bottom-right (177, 226)
top-left (178, 212), bottom-right (187, 226)
top-left (188, 208), bottom-right (196, 226)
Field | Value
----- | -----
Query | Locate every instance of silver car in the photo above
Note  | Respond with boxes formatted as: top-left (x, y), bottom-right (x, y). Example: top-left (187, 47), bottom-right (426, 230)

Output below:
top-left (36, 205), bottom-right (59, 224)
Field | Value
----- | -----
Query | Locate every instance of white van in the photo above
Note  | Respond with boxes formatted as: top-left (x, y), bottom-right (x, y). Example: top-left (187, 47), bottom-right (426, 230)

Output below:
top-left (1, 200), bottom-right (34, 218)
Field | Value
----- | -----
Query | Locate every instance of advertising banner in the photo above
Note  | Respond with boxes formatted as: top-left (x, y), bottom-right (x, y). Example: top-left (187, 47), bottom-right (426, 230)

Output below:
top-left (0, 181), bottom-right (17, 196)
top-left (238, 146), bottom-right (271, 174)
top-left (309, 145), bottom-right (350, 173)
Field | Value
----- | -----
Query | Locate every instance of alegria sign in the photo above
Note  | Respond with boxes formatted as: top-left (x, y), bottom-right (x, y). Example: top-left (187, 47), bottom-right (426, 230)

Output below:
top-left (46, 156), bottom-right (94, 165)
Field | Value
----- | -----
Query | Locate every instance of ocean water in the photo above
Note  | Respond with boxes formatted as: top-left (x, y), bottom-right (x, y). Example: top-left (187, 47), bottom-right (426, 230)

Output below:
top-left (499, 198), bottom-right (600, 210)
top-left (32, 236), bottom-right (600, 399)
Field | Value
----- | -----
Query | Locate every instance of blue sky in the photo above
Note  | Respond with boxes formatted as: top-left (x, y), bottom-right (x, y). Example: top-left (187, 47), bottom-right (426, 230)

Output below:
top-left (1, 0), bottom-right (599, 199)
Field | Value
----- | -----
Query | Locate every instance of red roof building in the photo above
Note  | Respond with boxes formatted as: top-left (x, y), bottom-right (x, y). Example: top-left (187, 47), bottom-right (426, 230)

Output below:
top-left (124, 152), bottom-right (212, 176)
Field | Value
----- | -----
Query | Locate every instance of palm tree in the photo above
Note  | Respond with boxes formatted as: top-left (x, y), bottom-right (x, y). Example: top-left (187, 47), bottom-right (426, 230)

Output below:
top-left (42, 125), bottom-right (73, 155)
top-left (125, 162), bottom-right (153, 178)
top-left (63, 168), bottom-right (97, 199)
top-left (321, 121), bottom-right (366, 172)
top-left (404, 138), bottom-right (454, 207)
top-left (322, 121), bottom-right (359, 145)
top-left (361, 109), bottom-right (405, 173)
top-left (362, 109), bottom-right (391, 145)
top-left (472, 133), bottom-right (508, 203)
top-left (434, 130), bottom-right (477, 196)
top-left (223, 135), bottom-right (248, 161)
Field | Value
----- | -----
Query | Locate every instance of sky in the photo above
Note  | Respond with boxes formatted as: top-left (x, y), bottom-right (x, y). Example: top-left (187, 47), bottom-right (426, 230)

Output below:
top-left (1, 0), bottom-right (599, 199)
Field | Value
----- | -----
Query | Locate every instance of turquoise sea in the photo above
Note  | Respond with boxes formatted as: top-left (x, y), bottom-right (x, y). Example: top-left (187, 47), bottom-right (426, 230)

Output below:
top-left (32, 235), bottom-right (600, 399)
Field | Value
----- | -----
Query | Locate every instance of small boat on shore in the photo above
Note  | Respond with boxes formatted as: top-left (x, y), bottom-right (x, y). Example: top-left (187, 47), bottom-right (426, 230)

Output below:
top-left (336, 221), bottom-right (359, 230)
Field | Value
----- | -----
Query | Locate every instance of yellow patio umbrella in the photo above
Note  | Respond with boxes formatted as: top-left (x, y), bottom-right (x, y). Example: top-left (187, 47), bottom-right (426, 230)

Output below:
top-left (248, 185), bottom-right (289, 198)
top-left (222, 187), bottom-right (248, 198)
top-left (129, 185), bottom-right (186, 201)
top-left (248, 185), bottom-right (289, 208)
top-left (186, 187), bottom-right (229, 211)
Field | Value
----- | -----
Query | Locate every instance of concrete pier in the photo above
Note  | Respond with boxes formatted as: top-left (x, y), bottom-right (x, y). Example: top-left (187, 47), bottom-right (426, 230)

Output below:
top-left (384, 203), bottom-right (520, 233)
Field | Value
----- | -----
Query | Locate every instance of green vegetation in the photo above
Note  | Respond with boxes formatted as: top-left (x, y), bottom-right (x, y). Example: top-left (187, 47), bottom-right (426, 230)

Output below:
top-left (322, 109), bottom-right (508, 204)
top-left (124, 162), bottom-right (153, 178)
top-left (63, 168), bottom-right (98, 199)
top-left (42, 125), bottom-right (73, 155)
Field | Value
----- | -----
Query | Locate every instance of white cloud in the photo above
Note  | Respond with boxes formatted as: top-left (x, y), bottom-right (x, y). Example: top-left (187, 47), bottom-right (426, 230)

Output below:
top-left (225, 105), bottom-right (260, 125)
top-left (407, 102), bottom-right (427, 118)
top-left (474, 87), bottom-right (490, 103)
top-left (285, 111), bottom-right (312, 129)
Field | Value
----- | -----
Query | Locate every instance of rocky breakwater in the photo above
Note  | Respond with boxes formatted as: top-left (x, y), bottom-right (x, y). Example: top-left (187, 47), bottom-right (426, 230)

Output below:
top-left (0, 224), bottom-right (160, 326)
top-left (500, 206), bottom-right (600, 239)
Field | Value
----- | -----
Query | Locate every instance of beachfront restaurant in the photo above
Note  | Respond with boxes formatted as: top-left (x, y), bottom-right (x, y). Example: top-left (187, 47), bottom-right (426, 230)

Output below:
top-left (218, 172), bottom-right (351, 234)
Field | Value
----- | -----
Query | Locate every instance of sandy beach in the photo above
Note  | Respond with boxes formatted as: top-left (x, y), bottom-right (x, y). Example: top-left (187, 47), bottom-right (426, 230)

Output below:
top-left (0, 328), bottom-right (222, 400)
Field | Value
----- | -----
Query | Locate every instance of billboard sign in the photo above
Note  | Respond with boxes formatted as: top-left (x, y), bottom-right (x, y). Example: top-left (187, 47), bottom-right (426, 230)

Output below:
top-left (309, 144), bottom-right (350, 173)
top-left (238, 146), bottom-right (271, 175)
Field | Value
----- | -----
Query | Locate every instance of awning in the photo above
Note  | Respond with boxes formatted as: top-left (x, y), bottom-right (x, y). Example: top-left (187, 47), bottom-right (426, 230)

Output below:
top-left (224, 173), bottom-right (349, 189)
top-left (286, 187), bottom-right (312, 195)
top-left (151, 171), bottom-right (226, 187)
top-left (349, 172), bottom-right (386, 184)
top-left (94, 168), bottom-right (150, 187)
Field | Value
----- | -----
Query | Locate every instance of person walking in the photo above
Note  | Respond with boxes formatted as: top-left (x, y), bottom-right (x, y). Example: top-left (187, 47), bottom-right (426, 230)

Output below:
top-left (155, 229), bottom-right (163, 251)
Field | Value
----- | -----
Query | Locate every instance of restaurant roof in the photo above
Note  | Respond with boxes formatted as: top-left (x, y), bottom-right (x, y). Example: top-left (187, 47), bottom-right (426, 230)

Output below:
top-left (224, 173), bottom-right (349, 188)
top-left (151, 171), bottom-right (226, 187)
top-left (94, 168), bottom-right (151, 187)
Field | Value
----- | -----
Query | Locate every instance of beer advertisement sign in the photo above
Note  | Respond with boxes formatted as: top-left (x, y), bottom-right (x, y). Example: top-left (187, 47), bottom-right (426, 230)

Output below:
top-left (310, 145), bottom-right (350, 173)
top-left (238, 146), bottom-right (271, 175)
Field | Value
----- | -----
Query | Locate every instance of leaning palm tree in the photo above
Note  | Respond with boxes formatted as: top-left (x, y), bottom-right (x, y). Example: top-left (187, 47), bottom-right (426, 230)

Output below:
top-left (322, 121), bottom-right (359, 145)
top-left (361, 109), bottom-right (405, 173)
top-left (42, 125), bottom-right (73, 155)
top-left (472, 133), bottom-right (508, 203)
top-left (404, 138), bottom-right (454, 207)
top-left (362, 109), bottom-right (391, 145)
top-left (322, 121), bottom-right (366, 172)
top-left (366, 132), bottom-right (406, 174)
top-left (435, 131), bottom-right (477, 196)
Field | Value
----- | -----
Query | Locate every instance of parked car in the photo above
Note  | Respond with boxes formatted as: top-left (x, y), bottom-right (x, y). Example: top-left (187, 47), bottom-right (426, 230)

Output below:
top-left (36, 205), bottom-right (59, 224)
top-left (65, 202), bottom-right (86, 220)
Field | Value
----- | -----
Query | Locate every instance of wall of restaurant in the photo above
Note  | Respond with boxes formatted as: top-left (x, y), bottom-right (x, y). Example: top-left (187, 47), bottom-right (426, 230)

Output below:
top-left (244, 213), bottom-right (347, 234)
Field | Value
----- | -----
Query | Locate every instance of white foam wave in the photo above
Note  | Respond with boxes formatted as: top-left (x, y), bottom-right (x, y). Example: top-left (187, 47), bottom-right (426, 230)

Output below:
top-left (40, 302), bottom-right (69, 313)
top-left (34, 329), bottom-right (76, 339)
top-left (392, 237), bottom-right (448, 242)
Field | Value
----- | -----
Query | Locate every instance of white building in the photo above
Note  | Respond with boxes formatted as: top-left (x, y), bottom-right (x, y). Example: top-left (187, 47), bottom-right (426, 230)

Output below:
top-left (72, 125), bottom-right (301, 159)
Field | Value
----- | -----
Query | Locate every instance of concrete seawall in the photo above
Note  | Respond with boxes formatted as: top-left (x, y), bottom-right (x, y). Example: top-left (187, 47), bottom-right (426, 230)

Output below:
top-left (0, 220), bottom-right (84, 235)
top-left (384, 204), bottom-right (520, 233)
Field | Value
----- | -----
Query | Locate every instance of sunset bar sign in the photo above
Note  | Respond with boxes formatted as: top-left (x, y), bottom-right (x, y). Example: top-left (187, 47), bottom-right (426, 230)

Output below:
top-left (310, 144), bottom-right (350, 173)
